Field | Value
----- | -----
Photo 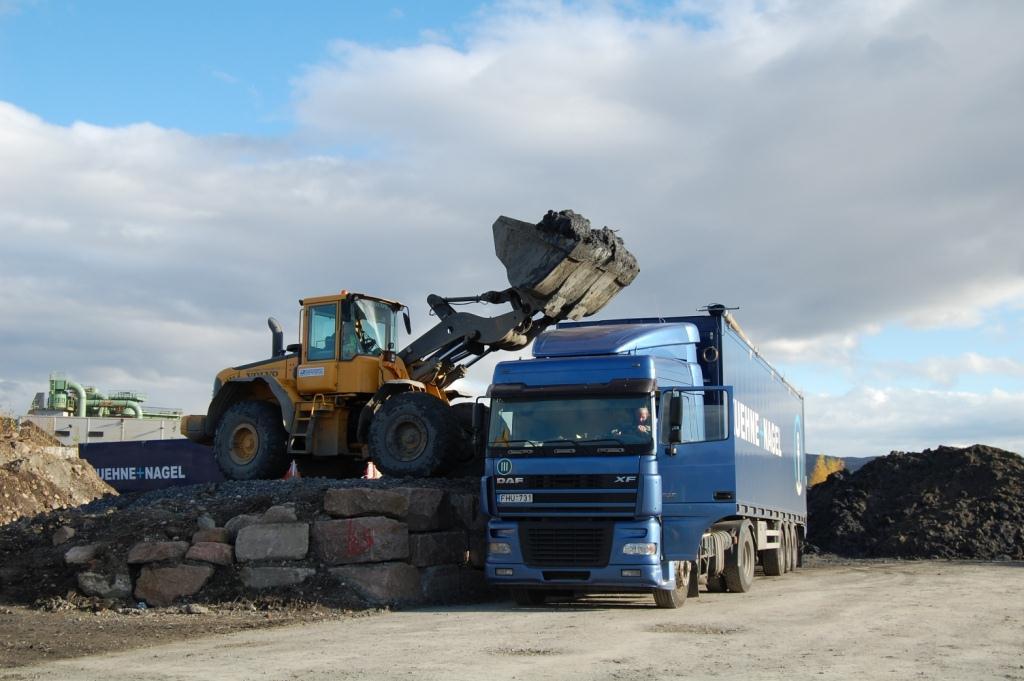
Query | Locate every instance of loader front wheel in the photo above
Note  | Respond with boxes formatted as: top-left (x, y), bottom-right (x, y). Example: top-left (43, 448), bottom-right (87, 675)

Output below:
top-left (213, 401), bottom-right (290, 480)
top-left (369, 392), bottom-right (461, 477)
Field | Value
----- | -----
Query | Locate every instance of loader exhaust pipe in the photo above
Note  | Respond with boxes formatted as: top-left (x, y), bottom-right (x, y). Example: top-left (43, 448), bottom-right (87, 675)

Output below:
top-left (268, 317), bottom-right (285, 357)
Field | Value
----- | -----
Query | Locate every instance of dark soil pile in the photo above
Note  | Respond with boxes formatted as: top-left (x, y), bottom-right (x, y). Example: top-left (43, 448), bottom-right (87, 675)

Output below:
top-left (807, 445), bottom-right (1024, 559)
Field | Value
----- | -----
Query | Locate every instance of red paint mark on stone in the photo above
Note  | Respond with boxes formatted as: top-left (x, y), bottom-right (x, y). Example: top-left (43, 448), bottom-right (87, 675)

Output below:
top-left (345, 519), bottom-right (374, 556)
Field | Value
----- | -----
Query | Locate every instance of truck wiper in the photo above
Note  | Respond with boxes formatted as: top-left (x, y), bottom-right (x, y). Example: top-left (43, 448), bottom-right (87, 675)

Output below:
top-left (571, 438), bottom-right (627, 446)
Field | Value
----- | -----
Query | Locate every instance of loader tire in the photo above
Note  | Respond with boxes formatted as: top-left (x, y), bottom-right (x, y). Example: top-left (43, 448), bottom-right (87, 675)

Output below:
top-left (724, 528), bottom-right (755, 593)
top-left (369, 392), bottom-right (462, 478)
top-left (213, 401), bottom-right (290, 481)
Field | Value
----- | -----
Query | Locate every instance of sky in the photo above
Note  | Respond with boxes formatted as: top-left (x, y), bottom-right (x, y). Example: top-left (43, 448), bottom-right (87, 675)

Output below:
top-left (1, 0), bottom-right (1022, 458)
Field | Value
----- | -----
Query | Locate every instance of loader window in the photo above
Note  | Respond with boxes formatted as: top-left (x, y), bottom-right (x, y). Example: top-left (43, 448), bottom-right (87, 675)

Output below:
top-left (344, 299), bottom-right (397, 360)
top-left (306, 304), bottom-right (337, 362)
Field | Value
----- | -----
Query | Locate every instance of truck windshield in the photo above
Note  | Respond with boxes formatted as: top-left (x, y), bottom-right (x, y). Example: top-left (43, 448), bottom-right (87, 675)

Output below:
top-left (344, 299), bottom-right (397, 359)
top-left (489, 395), bottom-right (654, 453)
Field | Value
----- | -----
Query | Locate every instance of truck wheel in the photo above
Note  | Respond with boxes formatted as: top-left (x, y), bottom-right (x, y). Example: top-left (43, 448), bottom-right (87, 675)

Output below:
top-left (790, 524), bottom-right (801, 570)
top-left (781, 524), bottom-right (793, 573)
top-left (761, 526), bottom-right (784, 577)
top-left (653, 561), bottom-right (691, 609)
top-left (369, 392), bottom-right (461, 477)
top-left (213, 401), bottom-right (290, 480)
top-left (706, 573), bottom-right (726, 592)
top-left (510, 588), bottom-right (546, 606)
top-left (295, 457), bottom-right (367, 479)
top-left (724, 528), bottom-right (755, 593)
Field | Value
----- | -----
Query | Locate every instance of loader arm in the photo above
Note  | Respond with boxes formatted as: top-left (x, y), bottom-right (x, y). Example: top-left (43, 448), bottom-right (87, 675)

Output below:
top-left (397, 210), bottom-right (640, 390)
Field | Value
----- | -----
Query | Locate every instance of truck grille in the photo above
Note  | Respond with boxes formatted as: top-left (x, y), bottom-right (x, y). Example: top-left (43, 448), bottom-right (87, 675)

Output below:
top-left (519, 522), bottom-right (613, 568)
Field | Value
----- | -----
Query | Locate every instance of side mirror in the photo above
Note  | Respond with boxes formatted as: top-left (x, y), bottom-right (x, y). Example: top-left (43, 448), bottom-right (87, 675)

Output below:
top-left (403, 310), bottom-right (412, 335)
top-left (668, 394), bottom-right (684, 444)
top-left (470, 401), bottom-right (487, 452)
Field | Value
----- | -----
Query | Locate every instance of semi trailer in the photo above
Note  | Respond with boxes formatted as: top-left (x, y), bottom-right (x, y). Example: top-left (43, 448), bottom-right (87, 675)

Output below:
top-left (481, 304), bottom-right (806, 608)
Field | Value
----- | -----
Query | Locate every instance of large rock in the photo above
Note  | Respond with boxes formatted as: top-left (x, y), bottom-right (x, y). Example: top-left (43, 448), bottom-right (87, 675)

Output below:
top-left (192, 528), bottom-right (231, 544)
top-left (240, 567), bottom-right (316, 589)
top-left (64, 544), bottom-right (100, 565)
top-left (186, 542), bottom-right (234, 566)
top-left (409, 530), bottom-right (467, 567)
top-left (127, 541), bottom-right (189, 565)
top-left (419, 564), bottom-right (461, 603)
top-left (323, 488), bottom-right (408, 519)
top-left (259, 504), bottom-right (298, 524)
top-left (52, 526), bottom-right (76, 546)
top-left (224, 513), bottom-right (260, 539)
top-left (134, 564), bottom-right (214, 607)
top-left (449, 493), bottom-right (487, 530)
top-left (313, 517), bottom-right (408, 565)
top-left (330, 562), bottom-right (421, 606)
top-left (77, 572), bottom-right (132, 600)
top-left (394, 487), bottom-right (451, 531)
top-left (235, 523), bottom-right (309, 562)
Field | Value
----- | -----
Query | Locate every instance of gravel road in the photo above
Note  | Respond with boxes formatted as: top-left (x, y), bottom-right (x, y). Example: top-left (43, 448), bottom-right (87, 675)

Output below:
top-left (2, 560), bottom-right (1022, 681)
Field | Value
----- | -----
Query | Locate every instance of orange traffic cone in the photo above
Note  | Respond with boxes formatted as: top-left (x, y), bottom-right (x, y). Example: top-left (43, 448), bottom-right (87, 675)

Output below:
top-left (283, 460), bottom-right (300, 480)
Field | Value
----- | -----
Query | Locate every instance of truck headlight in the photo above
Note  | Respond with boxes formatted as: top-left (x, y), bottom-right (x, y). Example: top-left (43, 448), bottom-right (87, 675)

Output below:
top-left (622, 542), bottom-right (657, 556)
top-left (489, 542), bottom-right (512, 555)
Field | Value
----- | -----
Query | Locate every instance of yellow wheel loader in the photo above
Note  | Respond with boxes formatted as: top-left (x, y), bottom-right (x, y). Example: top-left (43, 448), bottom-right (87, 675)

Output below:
top-left (181, 210), bottom-right (639, 480)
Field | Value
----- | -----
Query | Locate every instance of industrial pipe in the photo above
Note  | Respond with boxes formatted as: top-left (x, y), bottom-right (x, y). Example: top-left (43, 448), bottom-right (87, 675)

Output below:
top-left (67, 381), bottom-right (87, 417)
top-left (86, 399), bottom-right (144, 419)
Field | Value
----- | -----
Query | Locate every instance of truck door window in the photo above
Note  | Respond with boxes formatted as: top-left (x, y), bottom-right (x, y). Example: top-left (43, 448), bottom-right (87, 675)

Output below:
top-left (660, 388), bottom-right (729, 443)
top-left (306, 304), bottom-right (337, 362)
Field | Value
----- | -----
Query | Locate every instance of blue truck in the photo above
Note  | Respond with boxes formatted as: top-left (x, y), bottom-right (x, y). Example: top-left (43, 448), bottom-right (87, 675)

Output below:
top-left (480, 304), bottom-right (806, 608)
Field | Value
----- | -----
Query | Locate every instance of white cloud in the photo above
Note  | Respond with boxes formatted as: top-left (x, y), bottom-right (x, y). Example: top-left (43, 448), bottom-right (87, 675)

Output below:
top-left (2, 1), bottom-right (1024, 461)
top-left (808, 386), bottom-right (1024, 458)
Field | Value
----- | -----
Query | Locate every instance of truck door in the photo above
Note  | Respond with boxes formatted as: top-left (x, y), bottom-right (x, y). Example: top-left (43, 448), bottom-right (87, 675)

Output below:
top-left (657, 386), bottom-right (733, 508)
top-left (296, 302), bottom-right (340, 394)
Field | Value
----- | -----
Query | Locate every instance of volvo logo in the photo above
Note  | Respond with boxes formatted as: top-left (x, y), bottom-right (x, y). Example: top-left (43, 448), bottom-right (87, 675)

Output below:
top-left (496, 458), bottom-right (513, 475)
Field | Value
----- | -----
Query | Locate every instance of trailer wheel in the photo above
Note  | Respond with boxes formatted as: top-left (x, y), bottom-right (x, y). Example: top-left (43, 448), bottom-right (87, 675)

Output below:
top-left (295, 457), bottom-right (367, 479)
top-left (724, 528), bottom-right (755, 593)
top-left (706, 573), bottom-right (727, 592)
top-left (761, 526), bottom-right (784, 577)
top-left (781, 523), bottom-right (793, 573)
top-left (369, 392), bottom-right (462, 477)
top-left (213, 401), bottom-right (290, 480)
top-left (510, 588), bottom-right (546, 606)
top-left (790, 524), bottom-right (801, 570)
top-left (653, 561), bottom-right (691, 609)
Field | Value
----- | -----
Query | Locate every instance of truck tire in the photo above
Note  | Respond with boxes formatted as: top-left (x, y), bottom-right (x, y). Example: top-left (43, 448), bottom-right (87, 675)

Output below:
top-left (213, 401), bottom-right (290, 480)
top-left (790, 524), bottom-right (801, 570)
top-left (781, 523), bottom-right (793, 573)
top-left (369, 392), bottom-right (462, 477)
top-left (761, 526), bottom-right (784, 577)
top-left (295, 457), bottom-right (367, 479)
top-left (724, 528), bottom-right (755, 593)
top-left (511, 588), bottom-right (546, 606)
top-left (653, 561), bottom-right (691, 609)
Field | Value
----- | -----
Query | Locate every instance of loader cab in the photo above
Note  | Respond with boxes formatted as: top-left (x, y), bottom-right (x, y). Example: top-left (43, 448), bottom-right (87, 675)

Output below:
top-left (297, 292), bottom-right (403, 395)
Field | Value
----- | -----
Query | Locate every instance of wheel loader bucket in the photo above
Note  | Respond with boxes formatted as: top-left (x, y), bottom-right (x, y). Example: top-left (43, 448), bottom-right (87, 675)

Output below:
top-left (493, 210), bottom-right (640, 320)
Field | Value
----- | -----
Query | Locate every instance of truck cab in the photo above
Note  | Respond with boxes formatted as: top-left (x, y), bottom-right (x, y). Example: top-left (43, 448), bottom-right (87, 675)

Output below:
top-left (482, 308), bottom-right (806, 608)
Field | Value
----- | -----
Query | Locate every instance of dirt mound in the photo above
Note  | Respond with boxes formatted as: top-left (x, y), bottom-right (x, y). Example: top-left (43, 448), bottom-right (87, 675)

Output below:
top-left (0, 419), bottom-right (116, 525)
top-left (807, 444), bottom-right (1024, 559)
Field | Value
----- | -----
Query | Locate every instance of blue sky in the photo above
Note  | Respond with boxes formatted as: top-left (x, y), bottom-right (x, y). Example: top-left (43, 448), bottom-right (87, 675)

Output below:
top-left (1, 0), bottom-right (1022, 457)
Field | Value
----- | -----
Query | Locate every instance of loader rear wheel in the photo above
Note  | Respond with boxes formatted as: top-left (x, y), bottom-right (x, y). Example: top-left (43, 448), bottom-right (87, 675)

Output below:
top-left (724, 528), bottom-right (755, 593)
top-left (653, 561), bottom-right (691, 609)
top-left (213, 401), bottom-right (290, 480)
top-left (369, 392), bottom-right (462, 477)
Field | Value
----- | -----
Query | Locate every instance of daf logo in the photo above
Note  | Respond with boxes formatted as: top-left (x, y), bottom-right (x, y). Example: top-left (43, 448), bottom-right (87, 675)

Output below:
top-left (615, 475), bottom-right (637, 483)
top-left (497, 477), bottom-right (525, 484)
top-left (496, 458), bottom-right (513, 475)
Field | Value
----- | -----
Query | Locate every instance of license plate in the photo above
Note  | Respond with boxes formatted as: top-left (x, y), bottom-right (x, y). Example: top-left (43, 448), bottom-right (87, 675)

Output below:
top-left (498, 493), bottom-right (533, 504)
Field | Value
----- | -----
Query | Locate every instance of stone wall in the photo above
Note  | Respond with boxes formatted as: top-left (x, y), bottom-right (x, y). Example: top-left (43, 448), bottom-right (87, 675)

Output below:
top-left (61, 486), bottom-right (489, 608)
